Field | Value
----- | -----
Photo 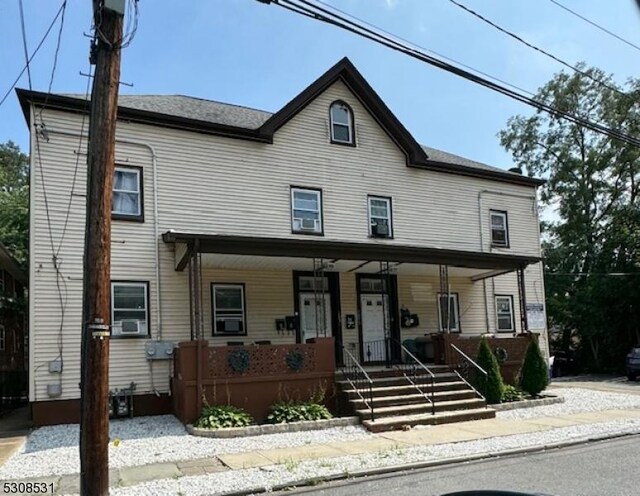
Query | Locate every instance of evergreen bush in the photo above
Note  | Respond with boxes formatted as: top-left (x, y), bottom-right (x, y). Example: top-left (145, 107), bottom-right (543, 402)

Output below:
top-left (519, 339), bottom-right (549, 396)
top-left (475, 337), bottom-right (505, 404)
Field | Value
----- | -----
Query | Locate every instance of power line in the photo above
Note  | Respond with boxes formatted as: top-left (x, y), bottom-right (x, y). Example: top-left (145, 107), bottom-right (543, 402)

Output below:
top-left (447, 0), bottom-right (623, 96)
top-left (267, 0), bottom-right (640, 148)
top-left (0, 0), bottom-right (67, 108)
top-left (314, 0), bottom-right (537, 98)
top-left (549, 0), bottom-right (640, 53)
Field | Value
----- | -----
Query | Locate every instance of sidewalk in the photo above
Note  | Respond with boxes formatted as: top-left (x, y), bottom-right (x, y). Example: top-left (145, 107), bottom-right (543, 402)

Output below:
top-left (4, 407), bottom-right (640, 495)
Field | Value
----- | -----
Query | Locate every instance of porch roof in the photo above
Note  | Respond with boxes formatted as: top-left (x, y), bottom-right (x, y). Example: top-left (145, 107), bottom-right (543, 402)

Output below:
top-left (162, 232), bottom-right (540, 273)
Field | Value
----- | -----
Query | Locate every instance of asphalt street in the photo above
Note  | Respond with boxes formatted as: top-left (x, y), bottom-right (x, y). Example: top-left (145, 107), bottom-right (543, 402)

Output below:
top-left (289, 434), bottom-right (640, 496)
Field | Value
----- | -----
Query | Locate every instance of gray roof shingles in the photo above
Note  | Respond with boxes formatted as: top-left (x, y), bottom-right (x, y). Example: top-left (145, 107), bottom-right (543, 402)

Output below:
top-left (63, 93), bottom-right (517, 177)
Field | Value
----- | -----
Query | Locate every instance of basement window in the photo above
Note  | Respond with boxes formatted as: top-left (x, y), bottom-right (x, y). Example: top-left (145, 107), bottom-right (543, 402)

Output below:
top-left (112, 166), bottom-right (144, 222)
top-left (111, 282), bottom-right (149, 338)
top-left (495, 295), bottom-right (515, 332)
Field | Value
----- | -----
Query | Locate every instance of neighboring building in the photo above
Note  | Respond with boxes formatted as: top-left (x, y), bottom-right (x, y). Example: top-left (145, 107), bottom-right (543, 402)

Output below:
top-left (18, 58), bottom-right (548, 426)
top-left (0, 242), bottom-right (28, 407)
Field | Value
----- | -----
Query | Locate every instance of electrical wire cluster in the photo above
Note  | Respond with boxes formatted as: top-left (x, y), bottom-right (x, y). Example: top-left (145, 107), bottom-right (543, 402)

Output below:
top-left (94, 0), bottom-right (139, 50)
top-left (263, 0), bottom-right (640, 148)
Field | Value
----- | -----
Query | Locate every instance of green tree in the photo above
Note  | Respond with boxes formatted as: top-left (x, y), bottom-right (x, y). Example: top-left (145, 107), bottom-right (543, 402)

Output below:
top-left (519, 339), bottom-right (549, 396)
top-left (500, 65), bottom-right (640, 371)
top-left (0, 141), bottom-right (29, 266)
top-left (475, 337), bottom-right (505, 404)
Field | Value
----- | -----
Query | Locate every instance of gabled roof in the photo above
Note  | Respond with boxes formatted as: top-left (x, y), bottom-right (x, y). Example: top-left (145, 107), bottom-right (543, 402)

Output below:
top-left (0, 242), bottom-right (27, 287)
top-left (16, 57), bottom-right (544, 187)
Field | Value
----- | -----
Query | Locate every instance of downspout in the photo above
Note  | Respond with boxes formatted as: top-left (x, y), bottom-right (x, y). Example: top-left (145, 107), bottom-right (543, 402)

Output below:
top-left (477, 189), bottom-right (537, 333)
top-left (46, 128), bottom-right (162, 339)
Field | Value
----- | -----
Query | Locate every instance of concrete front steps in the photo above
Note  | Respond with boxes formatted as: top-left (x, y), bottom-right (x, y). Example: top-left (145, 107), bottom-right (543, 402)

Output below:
top-left (338, 367), bottom-right (496, 432)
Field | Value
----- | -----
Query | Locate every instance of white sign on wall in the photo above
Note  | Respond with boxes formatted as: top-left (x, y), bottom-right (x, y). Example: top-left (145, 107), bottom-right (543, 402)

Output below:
top-left (526, 303), bottom-right (546, 330)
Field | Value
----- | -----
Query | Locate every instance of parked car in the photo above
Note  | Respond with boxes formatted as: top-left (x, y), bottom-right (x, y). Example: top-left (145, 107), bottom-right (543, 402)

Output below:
top-left (551, 350), bottom-right (577, 377)
top-left (626, 346), bottom-right (640, 381)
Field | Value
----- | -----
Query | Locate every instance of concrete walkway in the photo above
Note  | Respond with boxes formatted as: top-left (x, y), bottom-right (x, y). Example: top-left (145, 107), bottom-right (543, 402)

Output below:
top-left (4, 408), bottom-right (640, 494)
top-left (551, 375), bottom-right (640, 395)
top-left (0, 406), bottom-right (31, 467)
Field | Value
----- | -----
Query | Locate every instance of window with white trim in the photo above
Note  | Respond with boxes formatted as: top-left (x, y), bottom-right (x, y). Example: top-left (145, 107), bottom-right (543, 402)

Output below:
top-left (329, 101), bottom-right (354, 144)
top-left (291, 187), bottom-right (323, 234)
top-left (212, 284), bottom-right (247, 335)
top-left (495, 295), bottom-right (515, 332)
top-left (490, 210), bottom-right (509, 247)
top-left (0, 324), bottom-right (5, 351)
top-left (438, 293), bottom-right (460, 332)
top-left (368, 196), bottom-right (392, 238)
top-left (111, 282), bottom-right (149, 337)
top-left (112, 166), bottom-right (143, 221)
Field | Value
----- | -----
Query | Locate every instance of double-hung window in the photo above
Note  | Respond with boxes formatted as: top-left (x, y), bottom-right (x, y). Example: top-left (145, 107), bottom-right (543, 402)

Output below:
top-left (111, 282), bottom-right (149, 337)
top-left (212, 284), bottom-right (247, 335)
top-left (438, 293), bottom-right (460, 332)
top-left (490, 210), bottom-right (509, 247)
top-left (291, 187), bottom-right (323, 234)
top-left (495, 295), bottom-right (515, 332)
top-left (368, 196), bottom-right (392, 238)
top-left (329, 101), bottom-right (354, 145)
top-left (112, 166), bottom-right (143, 221)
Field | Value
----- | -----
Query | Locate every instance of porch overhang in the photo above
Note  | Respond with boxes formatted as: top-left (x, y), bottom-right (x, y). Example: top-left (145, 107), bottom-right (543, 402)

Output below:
top-left (162, 232), bottom-right (540, 273)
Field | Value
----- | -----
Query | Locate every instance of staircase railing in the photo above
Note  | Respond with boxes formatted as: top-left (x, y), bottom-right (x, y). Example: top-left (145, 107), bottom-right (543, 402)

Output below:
top-left (450, 343), bottom-right (487, 402)
top-left (341, 346), bottom-right (375, 421)
top-left (392, 338), bottom-right (436, 415)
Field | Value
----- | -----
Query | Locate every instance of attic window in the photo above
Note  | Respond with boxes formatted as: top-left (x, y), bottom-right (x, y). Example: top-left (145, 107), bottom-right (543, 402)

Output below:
top-left (330, 101), bottom-right (354, 145)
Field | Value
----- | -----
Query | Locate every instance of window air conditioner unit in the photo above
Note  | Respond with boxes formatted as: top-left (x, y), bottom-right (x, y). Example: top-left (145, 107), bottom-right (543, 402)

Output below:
top-left (371, 222), bottom-right (389, 237)
top-left (299, 218), bottom-right (317, 231)
top-left (120, 319), bottom-right (141, 335)
top-left (217, 317), bottom-right (244, 334)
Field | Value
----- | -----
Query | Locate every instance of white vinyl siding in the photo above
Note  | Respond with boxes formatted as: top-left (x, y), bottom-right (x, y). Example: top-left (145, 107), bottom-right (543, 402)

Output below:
top-left (27, 78), bottom-right (548, 403)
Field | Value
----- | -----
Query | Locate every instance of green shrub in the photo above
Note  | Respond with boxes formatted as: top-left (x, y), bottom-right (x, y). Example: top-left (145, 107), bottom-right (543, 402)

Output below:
top-left (194, 404), bottom-right (253, 429)
top-left (475, 337), bottom-right (505, 404)
top-left (519, 339), bottom-right (549, 396)
top-left (501, 384), bottom-right (527, 403)
top-left (267, 400), bottom-right (332, 423)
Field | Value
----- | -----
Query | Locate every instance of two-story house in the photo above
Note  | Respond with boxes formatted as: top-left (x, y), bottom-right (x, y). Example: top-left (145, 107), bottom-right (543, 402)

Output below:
top-left (18, 58), bottom-right (547, 427)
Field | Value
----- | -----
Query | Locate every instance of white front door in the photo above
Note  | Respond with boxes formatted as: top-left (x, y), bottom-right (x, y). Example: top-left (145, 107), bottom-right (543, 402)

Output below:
top-left (360, 294), bottom-right (389, 362)
top-left (299, 293), bottom-right (332, 343)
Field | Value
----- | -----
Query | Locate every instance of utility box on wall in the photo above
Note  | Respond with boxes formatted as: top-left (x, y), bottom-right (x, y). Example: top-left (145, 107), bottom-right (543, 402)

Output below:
top-left (145, 340), bottom-right (175, 360)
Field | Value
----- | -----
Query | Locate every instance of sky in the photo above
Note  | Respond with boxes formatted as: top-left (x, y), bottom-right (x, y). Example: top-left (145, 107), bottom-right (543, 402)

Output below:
top-left (1, 0), bottom-right (639, 172)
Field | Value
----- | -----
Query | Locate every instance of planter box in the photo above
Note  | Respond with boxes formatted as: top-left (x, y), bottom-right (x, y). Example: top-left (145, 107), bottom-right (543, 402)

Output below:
top-left (187, 416), bottom-right (360, 438)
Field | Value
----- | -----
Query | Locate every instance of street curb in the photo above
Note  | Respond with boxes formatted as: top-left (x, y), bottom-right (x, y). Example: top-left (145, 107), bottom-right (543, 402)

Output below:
top-left (215, 429), bottom-right (640, 496)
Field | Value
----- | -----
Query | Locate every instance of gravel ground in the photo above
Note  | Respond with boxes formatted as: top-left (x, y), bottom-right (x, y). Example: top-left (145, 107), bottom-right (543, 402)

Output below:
top-left (108, 417), bottom-right (640, 496)
top-left (4, 387), bottom-right (640, 485)
top-left (496, 388), bottom-right (640, 421)
top-left (0, 416), bottom-right (370, 479)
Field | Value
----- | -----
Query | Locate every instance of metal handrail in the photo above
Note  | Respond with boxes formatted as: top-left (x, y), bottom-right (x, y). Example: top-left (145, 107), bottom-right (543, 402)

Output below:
top-left (450, 343), bottom-right (488, 403)
top-left (450, 343), bottom-right (488, 376)
top-left (391, 338), bottom-right (436, 415)
top-left (341, 346), bottom-right (375, 421)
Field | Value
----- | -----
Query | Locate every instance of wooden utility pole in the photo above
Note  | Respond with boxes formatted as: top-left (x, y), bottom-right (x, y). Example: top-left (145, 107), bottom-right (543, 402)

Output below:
top-left (79, 2), bottom-right (124, 494)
